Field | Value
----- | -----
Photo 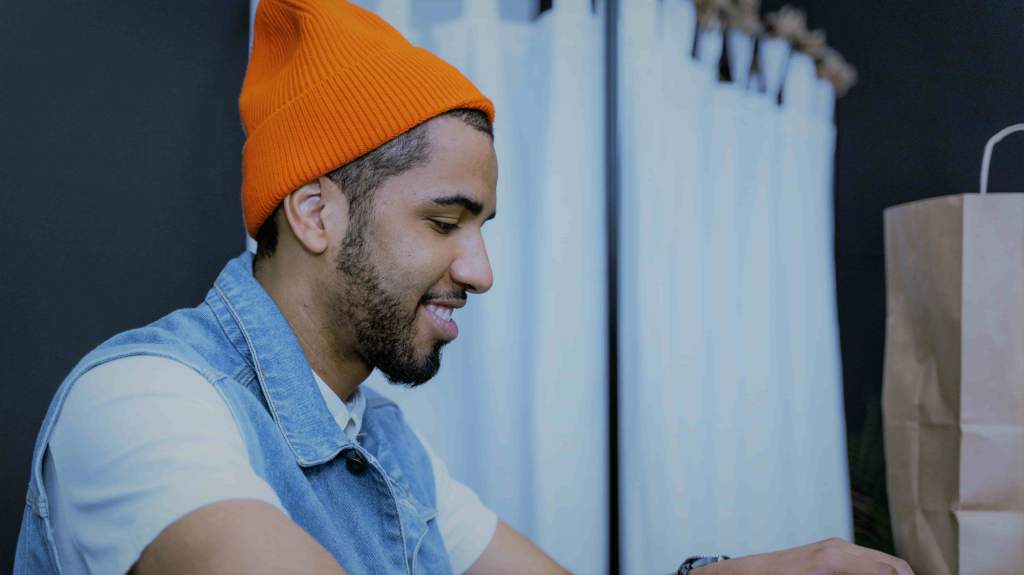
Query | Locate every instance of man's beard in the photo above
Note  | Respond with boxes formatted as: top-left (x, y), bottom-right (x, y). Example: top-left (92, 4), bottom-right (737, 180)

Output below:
top-left (332, 224), bottom-right (444, 387)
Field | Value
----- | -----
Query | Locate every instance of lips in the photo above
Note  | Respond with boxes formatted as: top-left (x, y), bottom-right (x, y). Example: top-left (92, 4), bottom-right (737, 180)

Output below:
top-left (421, 299), bottom-right (463, 341)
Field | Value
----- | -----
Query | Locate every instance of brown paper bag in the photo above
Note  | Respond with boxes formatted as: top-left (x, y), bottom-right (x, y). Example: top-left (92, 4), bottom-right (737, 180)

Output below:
top-left (883, 192), bottom-right (1024, 575)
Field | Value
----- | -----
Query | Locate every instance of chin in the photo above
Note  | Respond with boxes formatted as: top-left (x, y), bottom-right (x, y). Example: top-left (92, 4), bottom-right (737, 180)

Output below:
top-left (393, 346), bottom-right (445, 387)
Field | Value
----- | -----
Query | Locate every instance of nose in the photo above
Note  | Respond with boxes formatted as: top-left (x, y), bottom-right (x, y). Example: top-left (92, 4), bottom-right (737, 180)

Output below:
top-left (450, 231), bottom-right (493, 294)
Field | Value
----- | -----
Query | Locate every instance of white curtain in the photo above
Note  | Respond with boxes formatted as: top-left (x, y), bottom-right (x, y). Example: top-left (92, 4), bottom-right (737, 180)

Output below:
top-left (617, 1), bottom-right (851, 573)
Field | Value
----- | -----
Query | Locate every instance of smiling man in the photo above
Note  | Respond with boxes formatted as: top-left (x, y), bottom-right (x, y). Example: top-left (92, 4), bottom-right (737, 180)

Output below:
top-left (15, 1), bottom-right (917, 574)
top-left (14, 1), bottom-right (565, 574)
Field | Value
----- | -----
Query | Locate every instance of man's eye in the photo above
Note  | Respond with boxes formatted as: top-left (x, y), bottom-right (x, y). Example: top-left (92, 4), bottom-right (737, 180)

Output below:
top-left (431, 220), bottom-right (460, 234)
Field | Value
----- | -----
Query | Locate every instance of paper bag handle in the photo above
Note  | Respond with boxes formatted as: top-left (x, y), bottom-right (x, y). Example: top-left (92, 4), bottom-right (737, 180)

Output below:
top-left (980, 123), bottom-right (1024, 195)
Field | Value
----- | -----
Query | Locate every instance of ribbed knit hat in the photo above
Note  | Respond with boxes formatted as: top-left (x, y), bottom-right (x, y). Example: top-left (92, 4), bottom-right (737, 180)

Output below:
top-left (239, 0), bottom-right (495, 236)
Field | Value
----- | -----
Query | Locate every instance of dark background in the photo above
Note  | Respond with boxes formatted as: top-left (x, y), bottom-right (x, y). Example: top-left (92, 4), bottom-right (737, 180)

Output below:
top-left (2, 0), bottom-right (1022, 570)
top-left (0, 1), bottom-right (253, 568)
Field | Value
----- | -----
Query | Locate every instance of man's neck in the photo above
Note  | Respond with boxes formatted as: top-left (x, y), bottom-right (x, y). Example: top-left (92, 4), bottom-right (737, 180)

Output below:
top-left (254, 258), bottom-right (370, 402)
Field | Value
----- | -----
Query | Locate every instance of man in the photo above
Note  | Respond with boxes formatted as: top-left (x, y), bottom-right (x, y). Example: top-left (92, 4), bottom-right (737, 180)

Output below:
top-left (15, 1), bottom-right (913, 574)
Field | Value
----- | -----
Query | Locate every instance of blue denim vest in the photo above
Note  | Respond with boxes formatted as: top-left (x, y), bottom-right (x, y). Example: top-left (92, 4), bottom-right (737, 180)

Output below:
top-left (15, 252), bottom-right (452, 575)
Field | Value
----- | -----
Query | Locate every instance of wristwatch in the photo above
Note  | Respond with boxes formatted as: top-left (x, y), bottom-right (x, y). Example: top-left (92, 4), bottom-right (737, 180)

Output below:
top-left (677, 555), bottom-right (730, 574)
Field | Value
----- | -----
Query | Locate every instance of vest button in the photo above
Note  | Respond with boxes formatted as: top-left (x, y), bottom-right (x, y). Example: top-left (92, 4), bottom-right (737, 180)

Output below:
top-left (344, 450), bottom-right (368, 476)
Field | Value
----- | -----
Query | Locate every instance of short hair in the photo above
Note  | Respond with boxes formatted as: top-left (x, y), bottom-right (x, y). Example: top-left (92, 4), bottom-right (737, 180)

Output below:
top-left (254, 108), bottom-right (493, 261)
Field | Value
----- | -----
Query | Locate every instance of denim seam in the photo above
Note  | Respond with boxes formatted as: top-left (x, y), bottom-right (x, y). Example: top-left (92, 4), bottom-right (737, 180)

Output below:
top-left (25, 484), bottom-right (38, 515)
top-left (364, 448), bottom-right (413, 574)
top-left (230, 364), bottom-right (256, 388)
top-left (409, 515), bottom-right (435, 574)
top-left (213, 283), bottom-right (305, 465)
top-left (204, 299), bottom-right (253, 367)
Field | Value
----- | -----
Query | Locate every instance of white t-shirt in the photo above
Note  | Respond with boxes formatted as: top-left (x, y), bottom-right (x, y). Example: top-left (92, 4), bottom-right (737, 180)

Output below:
top-left (44, 356), bottom-right (497, 574)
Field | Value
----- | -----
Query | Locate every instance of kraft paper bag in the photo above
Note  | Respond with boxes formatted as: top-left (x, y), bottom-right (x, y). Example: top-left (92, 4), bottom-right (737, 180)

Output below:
top-left (882, 193), bottom-right (1024, 575)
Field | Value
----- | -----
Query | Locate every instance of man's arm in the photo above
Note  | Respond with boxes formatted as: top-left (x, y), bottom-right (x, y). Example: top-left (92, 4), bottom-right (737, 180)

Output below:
top-left (48, 357), bottom-right (331, 574)
top-left (693, 538), bottom-right (914, 575)
top-left (466, 520), bottom-right (570, 575)
top-left (132, 500), bottom-right (346, 575)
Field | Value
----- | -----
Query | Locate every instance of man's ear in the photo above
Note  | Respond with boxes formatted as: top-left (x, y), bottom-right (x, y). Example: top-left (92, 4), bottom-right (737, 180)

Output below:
top-left (281, 180), bottom-right (329, 255)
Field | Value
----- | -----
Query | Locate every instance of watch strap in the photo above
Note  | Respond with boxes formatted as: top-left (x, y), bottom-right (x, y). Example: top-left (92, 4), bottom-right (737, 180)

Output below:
top-left (677, 555), bottom-right (730, 575)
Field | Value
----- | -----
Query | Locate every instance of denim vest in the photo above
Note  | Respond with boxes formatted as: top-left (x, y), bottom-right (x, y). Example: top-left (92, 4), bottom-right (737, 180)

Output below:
top-left (15, 252), bottom-right (452, 575)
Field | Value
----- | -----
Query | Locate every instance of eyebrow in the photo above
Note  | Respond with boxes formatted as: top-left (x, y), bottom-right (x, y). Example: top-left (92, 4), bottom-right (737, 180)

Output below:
top-left (431, 194), bottom-right (496, 222)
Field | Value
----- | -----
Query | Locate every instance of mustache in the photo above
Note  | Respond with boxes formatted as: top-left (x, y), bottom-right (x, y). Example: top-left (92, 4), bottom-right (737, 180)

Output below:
top-left (419, 290), bottom-right (468, 305)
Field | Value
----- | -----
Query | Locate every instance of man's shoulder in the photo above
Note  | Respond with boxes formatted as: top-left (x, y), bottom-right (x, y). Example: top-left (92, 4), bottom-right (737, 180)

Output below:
top-left (42, 300), bottom-right (254, 451)
top-left (59, 355), bottom-right (231, 437)
top-left (72, 301), bottom-right (241, 386)
top-left (75, 355), bottom-right (212, 394)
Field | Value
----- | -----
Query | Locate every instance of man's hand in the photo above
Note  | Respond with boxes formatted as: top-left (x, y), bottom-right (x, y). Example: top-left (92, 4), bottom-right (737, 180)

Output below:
top-left (694, 538), bottom-right (914, 575)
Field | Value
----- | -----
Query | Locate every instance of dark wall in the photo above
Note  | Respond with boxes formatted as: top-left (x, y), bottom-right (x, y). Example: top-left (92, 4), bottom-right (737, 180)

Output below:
top-left (0, 1), bottom-right (250, 568)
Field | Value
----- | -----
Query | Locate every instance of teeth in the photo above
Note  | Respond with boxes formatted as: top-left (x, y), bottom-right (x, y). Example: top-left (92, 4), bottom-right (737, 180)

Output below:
top-left (425, 304), bottom-right (453, 322)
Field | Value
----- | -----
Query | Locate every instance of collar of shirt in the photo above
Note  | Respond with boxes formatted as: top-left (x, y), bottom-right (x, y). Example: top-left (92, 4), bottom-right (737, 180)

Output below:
top-left (312, 371), bottom-right (366, 443)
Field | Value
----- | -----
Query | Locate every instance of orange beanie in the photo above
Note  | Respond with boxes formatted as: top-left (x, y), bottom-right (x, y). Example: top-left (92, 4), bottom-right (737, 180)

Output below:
top-left (239, 0), bottom-right (495, 236)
